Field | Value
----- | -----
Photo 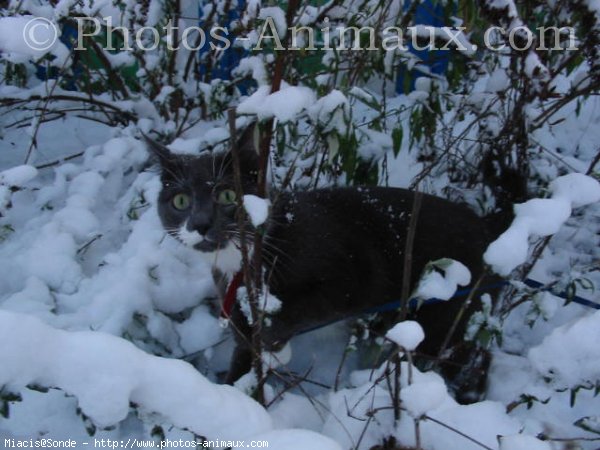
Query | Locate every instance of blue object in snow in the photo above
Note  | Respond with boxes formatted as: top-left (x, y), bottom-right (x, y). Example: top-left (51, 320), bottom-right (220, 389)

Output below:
top-left (396, 0), bottom-right (450, 93)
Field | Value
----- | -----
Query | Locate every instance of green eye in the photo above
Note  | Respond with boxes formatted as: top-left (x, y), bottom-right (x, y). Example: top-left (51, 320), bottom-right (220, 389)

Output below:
top-left (172, 193), bottom-right (191, 210)
top-left (217, 189), bottom-right (237, 205)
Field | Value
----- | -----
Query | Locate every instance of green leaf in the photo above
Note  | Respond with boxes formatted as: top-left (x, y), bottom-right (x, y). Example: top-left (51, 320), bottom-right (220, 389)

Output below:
top-left (392, 127), bottom-right (403, 157)
top-left (570, 387), bottom-right (578, 407)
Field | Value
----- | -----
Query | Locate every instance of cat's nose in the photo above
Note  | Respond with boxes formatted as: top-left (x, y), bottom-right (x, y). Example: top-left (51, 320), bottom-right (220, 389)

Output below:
top-left (187, 218), bottom-right (211, 236)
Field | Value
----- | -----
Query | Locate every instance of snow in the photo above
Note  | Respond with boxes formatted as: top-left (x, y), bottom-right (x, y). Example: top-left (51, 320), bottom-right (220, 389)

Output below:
top-left (234, 56), bottom-right (269, 86)
top-left (486, 69), bottom-right (511, 93)
top-left (270, 392), bottom-right (324, 431)
top-left (415, 77), bottom-right (433, 92)
top-left (243, 194), bottom-right (271, 227)
top-left (415, 259), bottom-right (471, 301)
top-left (246, 429), bottom-right (341, 450)
top-left (0, 102), bottom-right (596, 450)
top-left (386, 320), bottom-right (425, 351)
top-left (0, 310), bottom-right (272, 439)
top-left (499, 434), bottom-right (552, 450)
top-left (0, 165), bottom-right (38, 186)
top-left (0, 6), bottom-right (599, 446)
top-left (401, 380), bottom-right (447, 417)
top-left (528, 309), bottom-right (600, 389)
top-left (524, 52), bottom-right (550, 82)
top-left (175, 306), bottom-right (223, 355)
top-left (237, 84), bottom-right (317, 122)
top-left (237, 287), bottom-right (282, 325)
top-left (323, 362), bottom-right (523, 449)
top-left (358, 128), bottom-right (393, 160)
top-left (484, 173), bottom-right (600, 276)
top-left (0, 165), bottom-right (38, 214)
top-left (0, 310), bottom-right (347, 449)
top-left (307, 90), bottom-right (350, 134)
top-left (259, 7), bottom-right (288, 38)
top-left (0, 16), bottom-right (69, 65)
top-left (262, 342), bottom-right (292, 371)
top-left (260, 290), bottom-right (283, 315)
top-left (550, 172), bottom-right (600, 207)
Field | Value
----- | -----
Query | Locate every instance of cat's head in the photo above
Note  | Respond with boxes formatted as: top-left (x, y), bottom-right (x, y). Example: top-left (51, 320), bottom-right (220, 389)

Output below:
top-left (145, 124), bottom-right (258, 253)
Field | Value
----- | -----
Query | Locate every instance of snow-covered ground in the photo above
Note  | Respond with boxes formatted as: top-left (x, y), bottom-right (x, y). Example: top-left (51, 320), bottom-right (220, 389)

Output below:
top-left (0, 101), bottom-right (598, 449)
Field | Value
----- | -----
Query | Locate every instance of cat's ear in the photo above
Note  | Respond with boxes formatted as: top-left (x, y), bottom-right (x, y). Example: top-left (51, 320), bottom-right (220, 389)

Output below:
top-left (236, 121), bottom-right (259, 157)
top-left (142, 133), bottom-right (173, 166)
top-left (230, 122), bottom-right (259, 171)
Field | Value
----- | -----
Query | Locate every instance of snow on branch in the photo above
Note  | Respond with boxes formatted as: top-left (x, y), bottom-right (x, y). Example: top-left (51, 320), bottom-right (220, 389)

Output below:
top-left (237, 83), bottom-right (316, 122)
top-left (0, 165), bottom-right (37, 215)
top-left (0, 16), bottom-right (70, 65)
top-left (484, 173), bottom-right (600, 276)
top-left (479, 0), bottom-right (550, 85)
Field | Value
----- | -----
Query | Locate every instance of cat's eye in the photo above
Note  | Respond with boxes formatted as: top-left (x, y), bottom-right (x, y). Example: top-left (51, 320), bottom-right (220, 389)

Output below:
top-left (172, 193), bottom-right (191, 210)
top-left (217, 189), bottom-right (237, 205)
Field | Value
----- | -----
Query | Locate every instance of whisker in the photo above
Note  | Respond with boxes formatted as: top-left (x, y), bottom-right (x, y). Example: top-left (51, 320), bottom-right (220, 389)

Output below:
top-left (227, 233), bottom-right (295, 280)
top-left (217, 152), bottom-right (233, 180)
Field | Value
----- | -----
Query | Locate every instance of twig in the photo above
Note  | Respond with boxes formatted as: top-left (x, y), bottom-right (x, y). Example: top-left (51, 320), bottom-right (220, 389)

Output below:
top-left (333, 335), bottom-right (353, 392)
top-left (540, 435), bottom-right (600, 442)
top-left (35, 152), bottom-right (85, 170)
top-left (0, 94), bottom-right (136, 123)
top-left (227, 108), bottom-right (264, 404)
top-left (167, 0), bottom-right (181, 87)
top-left (393, 353), bottom-right (402, 422)
top-left (398, 189), bottom-right (423, 320)
top-left (423, 414), bottom-right (495, 450)
top-left (587, 148), bottom-right (600, 175)
top-left (435, 272), bottom-right (485, 365)
top-left (24, 54), bottom-right (74, 164)
top-left (77, 234), bottom-right (103, 255)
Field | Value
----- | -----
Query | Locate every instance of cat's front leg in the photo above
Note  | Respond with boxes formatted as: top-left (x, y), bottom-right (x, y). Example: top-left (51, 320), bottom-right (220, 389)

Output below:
top-left (224, 302), bottom-right (295, 384)
top-left (224, 303), bottom-right (254, 384)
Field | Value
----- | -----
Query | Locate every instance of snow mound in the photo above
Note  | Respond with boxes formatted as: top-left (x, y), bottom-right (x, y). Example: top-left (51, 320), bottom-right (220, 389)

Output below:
top-left (528, 309), bottom-right (600, 389)
top-left (0, 310), bottom-right (271, 439)
top-left (323, 362), bottom-right (523, 450)
top-left (251, 429), bottom-right (341, 450)
top-left (0, 310), bottom-right (344, 448)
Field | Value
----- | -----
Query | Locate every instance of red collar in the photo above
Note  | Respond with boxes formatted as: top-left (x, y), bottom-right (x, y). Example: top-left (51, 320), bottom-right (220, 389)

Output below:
top-left (220, 271), bottom-right (244, 318)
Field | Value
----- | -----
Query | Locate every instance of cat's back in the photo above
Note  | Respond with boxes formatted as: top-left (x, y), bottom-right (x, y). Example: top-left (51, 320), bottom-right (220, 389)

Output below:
top-left (270, 186), bottom-right (489, 245)
top-left (266, 186), bottom-right (492, 287)
top-left (259, 186), bottom-right (495, 347)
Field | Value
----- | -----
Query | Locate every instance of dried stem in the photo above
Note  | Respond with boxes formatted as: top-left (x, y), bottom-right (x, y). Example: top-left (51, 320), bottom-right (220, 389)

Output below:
top-left (227, 108), bottom-right (264, 404)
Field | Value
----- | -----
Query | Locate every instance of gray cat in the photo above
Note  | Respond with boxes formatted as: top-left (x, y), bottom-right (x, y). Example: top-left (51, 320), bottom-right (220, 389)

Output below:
top-left (146, 124), bottom-right (503, 402)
